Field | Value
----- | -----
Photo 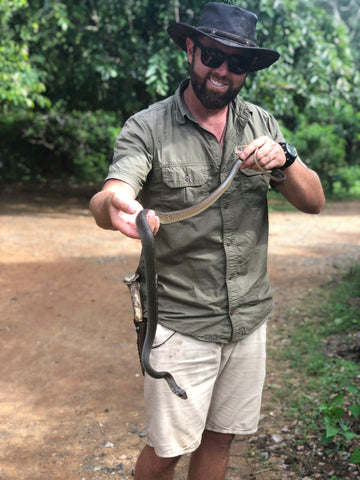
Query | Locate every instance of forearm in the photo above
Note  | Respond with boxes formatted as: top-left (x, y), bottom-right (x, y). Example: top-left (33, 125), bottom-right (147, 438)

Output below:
top-left (275, 160), bottom-right (325, 214)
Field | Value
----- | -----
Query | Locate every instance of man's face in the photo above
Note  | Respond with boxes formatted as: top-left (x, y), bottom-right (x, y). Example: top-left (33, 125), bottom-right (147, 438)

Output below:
top-left (187, 37), bottom-right (251, 110)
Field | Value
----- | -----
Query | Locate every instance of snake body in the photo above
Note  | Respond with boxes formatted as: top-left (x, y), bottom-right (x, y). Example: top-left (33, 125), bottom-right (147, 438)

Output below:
top-left (136, 150), bottom-right (286, 399)
top-left (137, 209), bottom-right (188, 399)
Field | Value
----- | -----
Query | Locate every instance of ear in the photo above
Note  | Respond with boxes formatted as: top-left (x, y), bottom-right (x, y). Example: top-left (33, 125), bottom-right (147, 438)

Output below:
top-left (185, 37), bottom-right (195, 64)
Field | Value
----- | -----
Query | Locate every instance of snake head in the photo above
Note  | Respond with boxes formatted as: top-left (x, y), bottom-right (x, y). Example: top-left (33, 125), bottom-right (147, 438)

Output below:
top-left (173, 386), bottom-right (188, 400)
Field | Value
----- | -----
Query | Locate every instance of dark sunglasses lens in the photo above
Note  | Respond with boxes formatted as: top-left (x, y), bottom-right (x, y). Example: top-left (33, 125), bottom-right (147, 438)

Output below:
top-left (196, 42), bottom-right (253, 74)
top-left (228, 56), bottom-right (253, 74)
top-left (200, 47), bottom-right (225, 69)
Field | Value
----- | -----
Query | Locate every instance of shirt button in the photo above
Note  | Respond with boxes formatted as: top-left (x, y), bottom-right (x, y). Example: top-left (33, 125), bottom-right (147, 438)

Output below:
top-left (229, 274), bottom-right (234, 280)
top-left (227, 240), bottom-right (232, 247)
top-left (185, 175), bottom-right (190, 182)
top-left (230, 310), bottom-right (235, 316)
top-left (224, 203), bottom-right (229, 209)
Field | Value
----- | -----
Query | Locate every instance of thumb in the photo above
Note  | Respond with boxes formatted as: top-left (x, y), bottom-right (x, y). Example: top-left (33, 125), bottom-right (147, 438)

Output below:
top-left (111, 192), bottom-right (140, 215)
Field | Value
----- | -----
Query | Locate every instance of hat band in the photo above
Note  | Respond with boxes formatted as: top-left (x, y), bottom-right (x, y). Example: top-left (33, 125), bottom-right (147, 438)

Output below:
top-left (198, 26), bottom-right (258, 48)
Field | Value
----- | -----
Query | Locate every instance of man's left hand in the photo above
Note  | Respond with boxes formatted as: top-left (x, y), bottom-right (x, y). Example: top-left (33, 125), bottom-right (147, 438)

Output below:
top-left (238, 136), bottom-right (286, 172)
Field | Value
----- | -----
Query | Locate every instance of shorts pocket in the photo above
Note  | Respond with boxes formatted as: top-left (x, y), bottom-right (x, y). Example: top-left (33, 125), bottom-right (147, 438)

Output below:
top-left (152, 323), bottom-right (176, 349)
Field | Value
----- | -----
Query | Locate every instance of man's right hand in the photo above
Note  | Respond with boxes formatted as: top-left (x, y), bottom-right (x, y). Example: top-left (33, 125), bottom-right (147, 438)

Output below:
top-left (89, 179), bottom-right (160, 239)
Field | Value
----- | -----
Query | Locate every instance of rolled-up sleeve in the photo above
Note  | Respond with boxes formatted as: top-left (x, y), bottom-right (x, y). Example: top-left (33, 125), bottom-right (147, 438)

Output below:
top-left (106, 115), bottom-right (154, 196)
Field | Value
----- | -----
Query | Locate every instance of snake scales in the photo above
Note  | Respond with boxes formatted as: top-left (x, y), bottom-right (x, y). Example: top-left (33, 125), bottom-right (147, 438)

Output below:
top-left (136, 149), bottom-right (285, 400)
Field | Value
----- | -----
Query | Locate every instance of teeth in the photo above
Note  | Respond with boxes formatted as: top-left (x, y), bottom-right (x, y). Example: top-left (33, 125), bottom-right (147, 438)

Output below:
top-left (209, 78), bottom-right (226, 87)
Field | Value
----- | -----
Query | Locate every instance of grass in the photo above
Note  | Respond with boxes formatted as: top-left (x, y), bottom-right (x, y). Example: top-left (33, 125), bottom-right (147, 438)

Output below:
top-left (269, 266), bottom-right (360, 473)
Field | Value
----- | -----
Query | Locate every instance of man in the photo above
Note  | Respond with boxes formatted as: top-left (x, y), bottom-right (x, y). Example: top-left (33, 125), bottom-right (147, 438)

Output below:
top-left (90, 3), bottom-right (325, 479)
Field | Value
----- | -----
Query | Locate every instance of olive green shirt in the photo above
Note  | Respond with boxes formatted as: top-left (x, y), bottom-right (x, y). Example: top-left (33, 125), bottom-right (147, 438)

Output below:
top-left (107, 80), bottom-right (285, 343)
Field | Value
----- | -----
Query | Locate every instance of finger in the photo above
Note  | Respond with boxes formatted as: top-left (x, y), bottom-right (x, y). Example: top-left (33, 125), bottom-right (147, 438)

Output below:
top-left (108, 196), bottom-right (143, 239)
top-left (239, 146), bottom-right (263, 171)
top-left (257, 143), bottom-right (286, 170)
top-left (238, 136), bottom-right (267, 161)
top-left (145, 210), bottom-right (160, 235)
top-left (112, 192), bottom-right (140, 215)
top-left (240, 141), bottom-right (281, 171)
top-left (256, 146), bottom-right (273, 170)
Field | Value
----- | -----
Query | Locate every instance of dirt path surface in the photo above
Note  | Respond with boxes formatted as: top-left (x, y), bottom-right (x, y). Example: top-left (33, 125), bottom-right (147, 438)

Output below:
top-left (1, 185), bottom-right (359, 480)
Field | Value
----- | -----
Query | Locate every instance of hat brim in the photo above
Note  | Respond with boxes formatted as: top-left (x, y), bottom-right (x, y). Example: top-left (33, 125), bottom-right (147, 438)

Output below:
top-left (167, 23), bottom-right (280, 72)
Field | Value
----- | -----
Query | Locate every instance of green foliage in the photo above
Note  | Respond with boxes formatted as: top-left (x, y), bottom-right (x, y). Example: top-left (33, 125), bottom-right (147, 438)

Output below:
top-left (280, 115), bottom-right (348, 194)
top-left (350, 448), bottom-right (360, 465)
top-left (332, 166), bottom-right (360, 199)
top-left (9, 0), bottom-right (191, 116)
top-left (271, 266), bottom-right (360, 471)
top-left (0, 107), bottom-right (118, 182)
top-left (0, 0), bottom-right (359, 185)
top-left (318, 268), bottom-right (360, 334)
top-left (317, 0), bottom-right (360, 70)
top-left (239, 0), bottom-right (360, 171)
top-left (319, 385), bottom-right (360, 452)
top-left (0, 0), bottom-right (49, 111)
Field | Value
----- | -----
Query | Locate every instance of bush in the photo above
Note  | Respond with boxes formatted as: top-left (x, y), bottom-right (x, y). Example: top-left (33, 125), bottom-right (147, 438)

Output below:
top-left (280, 115), bottom-right (348, 195)
top-left (332, 165), bottom-right (360, 199)
top-left (0, 105), bottom-right (120, 183)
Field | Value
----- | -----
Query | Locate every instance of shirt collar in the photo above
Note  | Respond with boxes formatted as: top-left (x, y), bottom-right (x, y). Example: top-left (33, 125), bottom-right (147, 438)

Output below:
top-left (174, 79), bottom-right (192, 124)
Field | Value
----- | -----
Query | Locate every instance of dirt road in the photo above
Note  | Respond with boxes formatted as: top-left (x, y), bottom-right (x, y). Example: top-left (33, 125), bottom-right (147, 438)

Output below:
top-left (1, 186), bottom-right (359, 479)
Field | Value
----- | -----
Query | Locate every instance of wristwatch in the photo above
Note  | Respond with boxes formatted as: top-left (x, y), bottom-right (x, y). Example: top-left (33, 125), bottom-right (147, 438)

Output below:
top-left (279, 142), bottom-right (298, 169)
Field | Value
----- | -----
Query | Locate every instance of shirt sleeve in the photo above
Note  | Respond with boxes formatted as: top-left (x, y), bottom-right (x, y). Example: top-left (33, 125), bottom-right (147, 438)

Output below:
top-left (250, 104), bottom-right (285, 143)
top-left (105, 113), bottom-right (154, 196)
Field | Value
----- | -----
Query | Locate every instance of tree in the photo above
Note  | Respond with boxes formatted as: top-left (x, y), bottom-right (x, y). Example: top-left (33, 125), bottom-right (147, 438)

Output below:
top-left (1, 0), bottom-right (359, 187)
top-left (317, 0), bottom-right (360, 68)
top-left (0, 0), bottom-right (49, 112)
top-left (236, 0), bottom-right (360, 172)
top-left (11, 0), bottom-right (197, 116)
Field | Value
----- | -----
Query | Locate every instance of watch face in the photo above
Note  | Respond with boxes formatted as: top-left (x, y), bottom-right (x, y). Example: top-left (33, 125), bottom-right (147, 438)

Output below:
top-left (287, 143), bottom-right (298, 158)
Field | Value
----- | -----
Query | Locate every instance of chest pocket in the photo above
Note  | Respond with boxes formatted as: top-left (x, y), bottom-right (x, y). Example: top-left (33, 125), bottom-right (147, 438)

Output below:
top-left (161, 165), bottom-right (213, 211)
top-left (239, 169), bottom-right (269, 208)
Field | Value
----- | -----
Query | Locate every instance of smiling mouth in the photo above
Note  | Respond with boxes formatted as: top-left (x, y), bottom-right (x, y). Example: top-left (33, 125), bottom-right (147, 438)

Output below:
top-left (208, 77), bottom-right (228, 89)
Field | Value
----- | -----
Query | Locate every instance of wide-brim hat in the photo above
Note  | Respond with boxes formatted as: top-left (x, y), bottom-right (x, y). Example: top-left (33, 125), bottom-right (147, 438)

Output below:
top-left (167, 2), bottom-right (280, 72)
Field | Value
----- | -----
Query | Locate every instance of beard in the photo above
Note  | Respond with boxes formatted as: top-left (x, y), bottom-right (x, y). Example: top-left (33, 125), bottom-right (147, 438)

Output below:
top-left (189, 59), bottom-right (246, 110)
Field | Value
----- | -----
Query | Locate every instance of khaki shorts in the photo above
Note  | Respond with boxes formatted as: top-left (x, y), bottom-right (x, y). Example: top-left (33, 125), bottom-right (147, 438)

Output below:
top-left (144, 322), bottom-right (267, 458)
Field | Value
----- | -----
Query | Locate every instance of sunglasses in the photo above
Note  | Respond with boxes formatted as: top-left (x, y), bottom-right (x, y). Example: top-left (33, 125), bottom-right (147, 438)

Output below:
top-left (194, 40), bottom-right (253, 75)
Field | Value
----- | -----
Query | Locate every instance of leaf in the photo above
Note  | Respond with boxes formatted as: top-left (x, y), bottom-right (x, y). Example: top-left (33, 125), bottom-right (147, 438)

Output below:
top-left (349, 404), bottom-right (360, 419)
top-left (325, 424), bottom-right (339, 439)
top-left (349, 448), bottom-right (360, 465)
top-left (348, 385), bottom-right (359, 395)
top-left (325, 407), bottom-right (345, 423)
top-left (333, 394), bottom-right (345, 405)
top-left (343, 431), bottom-right (358, 441)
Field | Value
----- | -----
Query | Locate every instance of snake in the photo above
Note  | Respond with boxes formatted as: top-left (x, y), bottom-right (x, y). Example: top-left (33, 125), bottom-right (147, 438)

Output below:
top-left (136, 148), bottom-right (286, 400)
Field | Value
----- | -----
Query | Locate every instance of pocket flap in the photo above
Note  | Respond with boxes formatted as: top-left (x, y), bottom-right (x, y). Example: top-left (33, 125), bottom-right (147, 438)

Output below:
top-left (240, 168), bottom-right (264, 178)
top-left (162, 166), bottom-right (209, 188)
